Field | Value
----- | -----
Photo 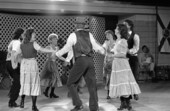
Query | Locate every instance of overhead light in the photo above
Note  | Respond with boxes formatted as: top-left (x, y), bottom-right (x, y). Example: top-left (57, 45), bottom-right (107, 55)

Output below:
top-left (50, 0), bottom-right (67, 1)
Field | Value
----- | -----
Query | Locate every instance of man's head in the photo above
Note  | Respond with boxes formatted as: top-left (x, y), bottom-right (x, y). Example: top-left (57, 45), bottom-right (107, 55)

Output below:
top-left (123, 19), bottom-right (134, 31)
top-left (142, 45), bottom-right (150, 53)
top-left (75, 17), bottom-right (86, 29)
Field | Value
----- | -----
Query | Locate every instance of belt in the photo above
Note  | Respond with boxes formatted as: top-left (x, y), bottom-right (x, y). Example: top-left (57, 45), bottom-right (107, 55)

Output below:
top-left (75, 54), bottom-right (92, 60)
top-left (81, 54), bottom-right (87, 56)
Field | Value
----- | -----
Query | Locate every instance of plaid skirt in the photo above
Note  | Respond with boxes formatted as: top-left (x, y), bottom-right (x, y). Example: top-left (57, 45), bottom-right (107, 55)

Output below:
top-left (19, 58), bottom-right (41, 96)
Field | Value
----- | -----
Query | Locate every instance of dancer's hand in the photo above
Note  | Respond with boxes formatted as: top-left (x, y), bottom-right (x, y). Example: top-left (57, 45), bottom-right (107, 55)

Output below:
top-left (63, 61), bottom-right (70, 66)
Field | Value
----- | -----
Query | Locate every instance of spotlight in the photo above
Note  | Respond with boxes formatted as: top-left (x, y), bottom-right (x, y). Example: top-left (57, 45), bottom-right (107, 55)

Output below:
top-left (50, 0), bottom-right (67, 1)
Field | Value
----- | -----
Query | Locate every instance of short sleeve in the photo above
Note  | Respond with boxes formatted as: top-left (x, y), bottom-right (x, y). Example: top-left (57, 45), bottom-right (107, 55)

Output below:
top-left (33, 42), bottom-right (41, 51)
top-left (12, 40), bottom-right (21, 52)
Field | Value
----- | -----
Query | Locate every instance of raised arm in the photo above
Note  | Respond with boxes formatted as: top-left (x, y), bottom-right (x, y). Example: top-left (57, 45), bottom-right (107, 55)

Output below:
top-left (56, 33), bottom-right (76, 57)
top-left (89, 33), bottom-right (105, 55)
top-left (33, 42), bottom-right (54, 53)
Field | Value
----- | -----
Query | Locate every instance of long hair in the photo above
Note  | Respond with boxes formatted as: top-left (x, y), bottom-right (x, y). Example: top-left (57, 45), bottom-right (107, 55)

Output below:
top-left (117, 24), bottom-right (128, 40)
top-left (124, 19), bottom-right (134, 31)
top-left (12, 28), bottom-right (24, 40)
top-left (105, 30), bottom-right (117, 40)
top-left (23, 28), bottom-right (34, 44)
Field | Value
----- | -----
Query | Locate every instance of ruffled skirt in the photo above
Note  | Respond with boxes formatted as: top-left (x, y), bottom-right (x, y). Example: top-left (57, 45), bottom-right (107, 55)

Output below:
top-left (109, 58), bottom-right (141, 98)
top-left (40, 60), bottom-right (62, 87)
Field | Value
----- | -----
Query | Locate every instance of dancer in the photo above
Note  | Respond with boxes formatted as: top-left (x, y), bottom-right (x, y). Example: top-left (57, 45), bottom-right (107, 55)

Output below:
top-left (123, 19), bottom-right (140, 82)
top-left (55, 17), bottom-right (105, 111)
top-left (102, 30), bottom-right (116, 99)
top-left (6, 28), bottom-right (24, 108)
top-left (123, 19), bottom-right (140, 100)
top-left (109, 24), bottom-right (141, 111)
top-left (19, 28), bottom-right (55, 111)
top-left (41, 33), bottom-right (65, 98)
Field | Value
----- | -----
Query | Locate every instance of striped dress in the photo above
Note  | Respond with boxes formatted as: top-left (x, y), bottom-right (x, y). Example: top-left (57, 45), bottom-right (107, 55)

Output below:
top-left (109, 39), bottom-right (141, 98)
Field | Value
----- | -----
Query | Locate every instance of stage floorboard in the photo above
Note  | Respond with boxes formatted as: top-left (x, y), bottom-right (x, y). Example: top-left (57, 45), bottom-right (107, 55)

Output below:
top-left (0, 81), bottom-right (170, 111)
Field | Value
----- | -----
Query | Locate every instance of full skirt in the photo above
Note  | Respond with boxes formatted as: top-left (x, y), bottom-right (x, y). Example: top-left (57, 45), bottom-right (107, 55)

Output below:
top-left (109, 58), bottom-right (141, 98)
top-left (19, 58), bottom-right (41, 96)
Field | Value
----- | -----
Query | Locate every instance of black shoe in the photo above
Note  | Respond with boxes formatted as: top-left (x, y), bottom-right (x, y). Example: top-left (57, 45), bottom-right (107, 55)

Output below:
top-left (8, 102), bottom-right (12, 108)
top-left (71, 105), bottom-right (83, 111)
top-left (8, 102), bottom-right (19, 108)
top-left (13, 102), bottom-right (20, 107)
top-left (117, 97), bottom-right (127, 110)
top-left (20, 99), bottom-right (24, 108)
top-left (117, 104), bottom-right (126, 110)
top-left (43, 91), bottom-right (48, 97)
top-left (106, 96), bottom-right (111, 99)
top-left (128, 107), bottom-right (135, 111)
top-left (134, 94), bottom-right (139, 100)
top-left (32, 106), bottom-right (39, 111)
top-left (50, 93), bottom-right (59, 98)
top-left (126, 98), bottom-right (135, 111)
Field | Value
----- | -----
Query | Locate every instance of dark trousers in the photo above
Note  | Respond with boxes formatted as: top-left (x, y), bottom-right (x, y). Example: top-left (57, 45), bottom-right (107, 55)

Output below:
top-left (128, 56), bottom-right (139, 81)
top-left (67, 56), bottom-right (98, 111)
top-left (6, 61), bottom-right (20, 103)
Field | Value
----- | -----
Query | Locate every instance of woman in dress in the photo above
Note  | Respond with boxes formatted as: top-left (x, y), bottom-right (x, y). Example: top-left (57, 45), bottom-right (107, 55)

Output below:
top-left (6, 28), bottom-right (24, 108)
top-left (41, 33), bottom-right (65, 98)
top-left (19, 28), bottom-right (55, 111)
top-left (102, 30), bottom-right (116, 99)
top-left (109, 24), bottom-right (141, 111)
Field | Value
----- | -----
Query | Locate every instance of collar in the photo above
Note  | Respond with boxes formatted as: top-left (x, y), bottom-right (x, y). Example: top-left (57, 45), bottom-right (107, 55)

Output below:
top-left (129, 31), bottom-right (132, 35)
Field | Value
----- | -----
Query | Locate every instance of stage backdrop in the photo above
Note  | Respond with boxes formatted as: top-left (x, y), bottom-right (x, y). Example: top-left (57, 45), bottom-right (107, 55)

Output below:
top-left (0, 13), bottom-right (106, 82)
top-left (157, 8), bottom-right (170, 65)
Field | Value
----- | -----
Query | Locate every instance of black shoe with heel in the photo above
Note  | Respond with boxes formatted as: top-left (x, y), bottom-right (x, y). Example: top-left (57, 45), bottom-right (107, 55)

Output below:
top-left (71, 105), bottom-right (83, 111)
top-left (43, 87), bottom-right (50, 97)
top-left (106, 95), bottom-right (111, 99)
top-left (20, 99), bottom-right (24, 108)
top-left (8, 102), bottom-right (12, 108)
top-left (50, 93), bottom-right (59, 98)
top-left (32, 106), bottom-right (39, 111)
top-left (8, 102), bottom-right (19, 108)
top-left (134, 94), bottom-right (139, 100)
top-left (43, 91), bottom-right (49, 97)
top-left (117, 97), bottom-right (127, 110)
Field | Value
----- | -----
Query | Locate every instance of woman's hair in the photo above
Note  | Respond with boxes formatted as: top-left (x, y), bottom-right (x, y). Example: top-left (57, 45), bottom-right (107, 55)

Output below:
top-left (105, 30), bottom-right (117, 40)
top-left (124, 19), bottom-right (134, 31)
top-left (117, 24), bottom-right (128, 40)
top-left (142, 45), bottom-right (150, 53)
top-left (47, 33), bottom-right (58, 43)
top-left (12, 28), bottom-right (24, 40)
top-left (23, 28), bottom-right (34, 44)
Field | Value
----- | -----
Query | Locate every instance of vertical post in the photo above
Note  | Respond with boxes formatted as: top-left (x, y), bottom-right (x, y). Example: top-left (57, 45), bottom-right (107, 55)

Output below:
top-left (155, 3), bottom-right (159, 79)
